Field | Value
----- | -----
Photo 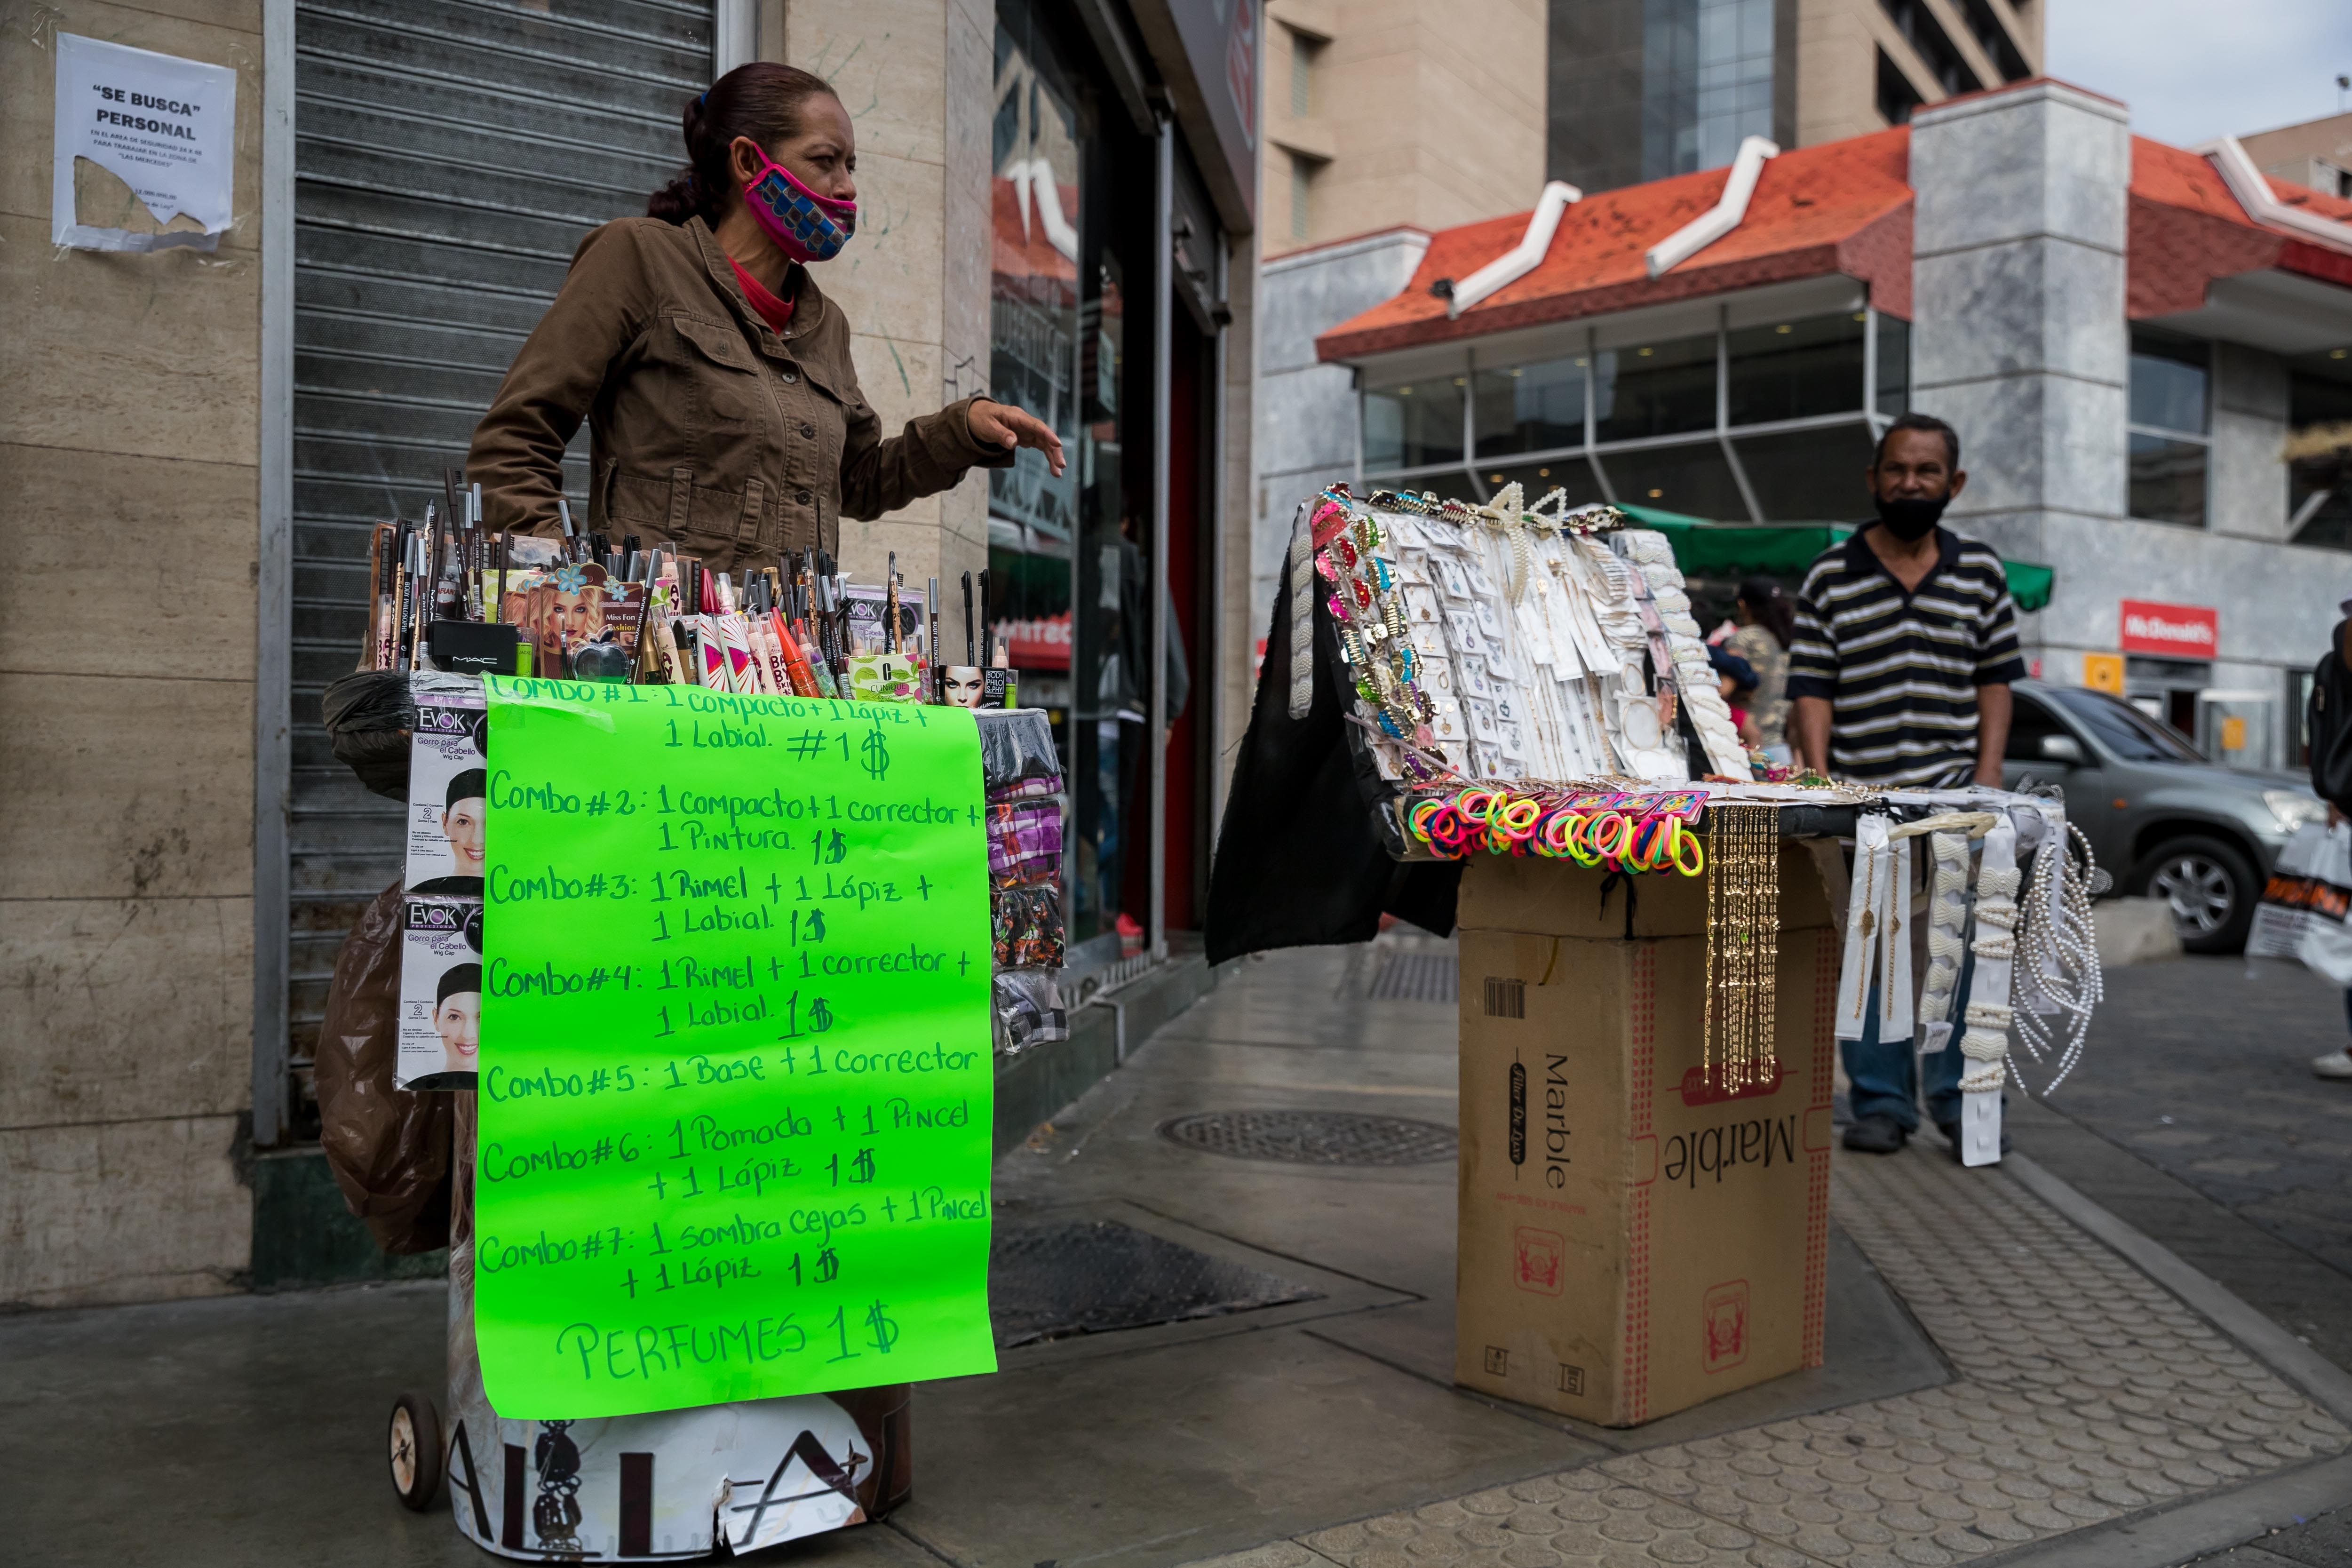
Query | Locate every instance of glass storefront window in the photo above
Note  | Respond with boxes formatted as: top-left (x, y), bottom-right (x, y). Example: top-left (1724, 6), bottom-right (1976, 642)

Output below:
top-left (1595, 439), bottom-right (1749, 519)
top-left (2130, 333), bottom-right (2210, 434)
top-left (1875, 313), bottom-right (1910, 416)
top-left (993, 0), bottom-right (1158, 949)
top-left (1593, 333), bottom-right (1716, 443)
top-left (1478, 458), bottom-right (1608, 510)
top-left (2288, 350), bottom-right (2352, 550)
top-left (989, 11), bottom-right (1084, 550)
top-left (1732, 424), bottom-right (1875, 522)
top-left (2128, 432), bottom-right (2208, 528)
top-left (2127, 332), bottom-right (2209, 528)
top-left (1363, 370), bottom-right (1465, 470)
top-left (1473, 354), bottom-right (1587, 457)
top-left (1725, 311), bottom-right (1865, 426)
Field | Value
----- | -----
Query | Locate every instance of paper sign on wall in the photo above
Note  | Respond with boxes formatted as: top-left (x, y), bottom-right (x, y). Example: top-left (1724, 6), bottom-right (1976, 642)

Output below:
top-left (472, 678), bottom-right (997, 1417)
top-left (53, 33), bottom-right (236, 252)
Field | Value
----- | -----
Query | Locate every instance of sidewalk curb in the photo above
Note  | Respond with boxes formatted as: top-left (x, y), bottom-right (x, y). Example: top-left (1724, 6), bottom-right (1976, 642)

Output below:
top-left (2003, 1153), bottom-right (2352, 1425)
top-left (1981, 1154), bottom-right (2352, 1568)
top-left (1981, 1453), bottom-right (2352, 1568)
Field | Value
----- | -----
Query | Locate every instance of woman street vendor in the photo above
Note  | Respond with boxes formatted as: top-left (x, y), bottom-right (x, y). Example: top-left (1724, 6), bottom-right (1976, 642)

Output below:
top-left (383, 64), bottom-right (1051, 1560)
top-left (466, 63), bottom-right (1064, 564)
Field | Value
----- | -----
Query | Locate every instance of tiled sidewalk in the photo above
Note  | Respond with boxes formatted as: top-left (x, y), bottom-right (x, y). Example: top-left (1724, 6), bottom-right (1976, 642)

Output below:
top-left (1219, 1148), bottom-right (2350, 1568)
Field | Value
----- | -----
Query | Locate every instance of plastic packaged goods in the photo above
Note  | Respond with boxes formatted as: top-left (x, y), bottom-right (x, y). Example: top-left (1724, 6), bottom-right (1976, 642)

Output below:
top-left (992, 968), bottom-right (1069, 1054)
top-left (320, 668), bottom-right (421, 801)
top-left (974, 706), bottom-right (1061, 789)
top-left (975, 708), bottom-right (1067, 1053)
top-left (312, 878), bottom-right (455, 1253)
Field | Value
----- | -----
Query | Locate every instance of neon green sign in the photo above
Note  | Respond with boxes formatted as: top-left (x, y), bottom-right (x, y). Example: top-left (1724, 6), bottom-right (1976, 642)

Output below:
top-left (473, 677), bottom-right (996, 1417)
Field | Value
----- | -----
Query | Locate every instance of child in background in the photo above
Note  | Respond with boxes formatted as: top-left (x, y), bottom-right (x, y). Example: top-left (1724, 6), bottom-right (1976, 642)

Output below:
top-left (1709, 642), bottom-right (1762, 750)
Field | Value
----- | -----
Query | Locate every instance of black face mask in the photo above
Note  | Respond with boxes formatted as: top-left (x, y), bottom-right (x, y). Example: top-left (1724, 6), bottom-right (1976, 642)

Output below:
top-left (1874, 493), bottom-right (1948, 543)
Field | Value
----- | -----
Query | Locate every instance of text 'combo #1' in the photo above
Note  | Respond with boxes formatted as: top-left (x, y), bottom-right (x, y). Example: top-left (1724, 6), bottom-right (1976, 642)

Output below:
top-left (473, 677), bottom-right (997, 1418)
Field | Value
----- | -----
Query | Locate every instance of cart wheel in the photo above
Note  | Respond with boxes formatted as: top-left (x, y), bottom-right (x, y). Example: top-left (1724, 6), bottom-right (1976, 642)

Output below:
top-left (389, 1390), bottom-right (444, 1511)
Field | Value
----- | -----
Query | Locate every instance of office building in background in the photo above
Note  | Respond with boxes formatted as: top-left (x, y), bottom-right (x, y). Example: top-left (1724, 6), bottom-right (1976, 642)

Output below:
top-left (1549, 0), bottom-right (2042, 193)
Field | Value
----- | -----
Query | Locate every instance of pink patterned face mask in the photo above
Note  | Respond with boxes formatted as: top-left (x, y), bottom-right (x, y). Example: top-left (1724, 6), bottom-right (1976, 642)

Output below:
top-left (742, 151), bottom-right (857, 263)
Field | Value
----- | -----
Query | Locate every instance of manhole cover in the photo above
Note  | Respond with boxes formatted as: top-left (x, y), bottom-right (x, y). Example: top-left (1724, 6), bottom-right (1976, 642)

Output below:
top-left (1367, 952), bottom-right (1456, 1003)
top-left (989, 1220), bottom-right (1319, 1347)
top-left (1158, 1110), bottom-right (1457, 1166)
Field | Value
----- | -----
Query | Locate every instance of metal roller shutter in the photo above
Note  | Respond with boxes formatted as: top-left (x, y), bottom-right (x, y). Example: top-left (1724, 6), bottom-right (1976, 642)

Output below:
top-left (286, 0), bottom-right (713, 1135)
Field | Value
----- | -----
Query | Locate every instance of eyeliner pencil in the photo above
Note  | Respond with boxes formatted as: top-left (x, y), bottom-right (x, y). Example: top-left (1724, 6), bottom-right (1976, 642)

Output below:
top-left (928, 575), bottom-right (942, 700)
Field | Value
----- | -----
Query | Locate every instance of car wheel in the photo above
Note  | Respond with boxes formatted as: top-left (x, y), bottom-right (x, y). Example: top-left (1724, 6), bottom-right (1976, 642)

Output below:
top-left (2130, 834), bottom-right (2258, 955)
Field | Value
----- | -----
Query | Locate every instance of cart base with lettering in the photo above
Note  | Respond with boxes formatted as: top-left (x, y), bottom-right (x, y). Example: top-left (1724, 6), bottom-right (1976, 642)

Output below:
top-left (322, 686), bottom-right (1060, 1558)
top-left (391, 1098), bottom-right (911, 1560)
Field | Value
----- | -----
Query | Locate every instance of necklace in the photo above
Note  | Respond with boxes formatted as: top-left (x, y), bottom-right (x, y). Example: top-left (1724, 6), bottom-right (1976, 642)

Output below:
top-left (1704, 803), bottom-right (1780, 1090)
top-left (2010, 817), bottom-right (2104, 1092)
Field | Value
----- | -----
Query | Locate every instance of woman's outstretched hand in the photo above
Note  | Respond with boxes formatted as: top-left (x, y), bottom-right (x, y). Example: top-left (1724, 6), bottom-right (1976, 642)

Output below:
top-left (969, 399), bottom-right (1066, 477)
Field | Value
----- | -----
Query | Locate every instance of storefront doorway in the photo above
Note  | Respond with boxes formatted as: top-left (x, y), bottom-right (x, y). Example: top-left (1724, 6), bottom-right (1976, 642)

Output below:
top-left (274, 0), bottom-right (714, 1143)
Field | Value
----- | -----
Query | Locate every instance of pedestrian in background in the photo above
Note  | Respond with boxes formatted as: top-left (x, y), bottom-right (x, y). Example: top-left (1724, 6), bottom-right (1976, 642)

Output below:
top-left (1725, 577), bottom-right (1794, 763)
top-left (2306, 602), bottom-right (2352, 1080)
top-left (1788, 412), bottom-right (2025, 1155)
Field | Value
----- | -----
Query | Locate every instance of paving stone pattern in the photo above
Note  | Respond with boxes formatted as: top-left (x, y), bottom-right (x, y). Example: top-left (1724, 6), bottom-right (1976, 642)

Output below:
top-left (2052, 955), bottom-right (2352, 1277)
top-left (1255, 1148), bottom-right (2350, 1568)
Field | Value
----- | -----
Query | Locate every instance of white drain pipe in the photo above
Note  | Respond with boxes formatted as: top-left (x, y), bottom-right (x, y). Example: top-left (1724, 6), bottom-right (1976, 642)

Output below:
top-left (2200, 136), bottom-right (2352, 253)
top-left (1645, 135), bottom-right (1779, 279)
top-left (1447, 180), bottom-right (1581, 318)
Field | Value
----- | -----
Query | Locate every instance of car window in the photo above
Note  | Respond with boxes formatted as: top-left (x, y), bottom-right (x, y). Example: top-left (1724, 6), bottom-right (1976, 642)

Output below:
top-left (2005, 695), bottom-right (2070, 761)
top-left (2044, 686), bottom-right (2206, 763)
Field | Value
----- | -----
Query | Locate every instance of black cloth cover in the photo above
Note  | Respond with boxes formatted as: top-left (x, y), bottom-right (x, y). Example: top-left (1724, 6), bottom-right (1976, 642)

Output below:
top-left (2310, 621), bottom-right (2352, 814)
top-left (1205, 561), bottom-right (1461, 963)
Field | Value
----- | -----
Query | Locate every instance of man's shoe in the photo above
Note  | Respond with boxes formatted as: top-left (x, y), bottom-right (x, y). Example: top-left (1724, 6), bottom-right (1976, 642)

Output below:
top-left (2315, 1050), bottom-right (2352, 1081)
top-left (1843, 1114), bottom-right (1907, 1154)
top-left (1936, 1120), bottom-right (2012, 1161)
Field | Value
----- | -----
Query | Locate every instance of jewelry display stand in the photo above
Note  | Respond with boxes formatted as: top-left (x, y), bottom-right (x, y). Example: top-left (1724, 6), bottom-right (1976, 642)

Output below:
top-left (1208, 481), bottom-right (2107, 1430)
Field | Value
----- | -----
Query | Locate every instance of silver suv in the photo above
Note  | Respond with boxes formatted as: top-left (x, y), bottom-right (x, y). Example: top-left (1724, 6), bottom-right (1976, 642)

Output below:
top-left (2001, 679), bottom-right (2328, 954)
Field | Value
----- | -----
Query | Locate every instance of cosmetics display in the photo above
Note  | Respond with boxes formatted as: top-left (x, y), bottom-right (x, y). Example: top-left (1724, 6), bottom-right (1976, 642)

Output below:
top-left (333, 477), bottom-right (1068, 1085)
top-left (361, 473), bottom-right (1016, 708)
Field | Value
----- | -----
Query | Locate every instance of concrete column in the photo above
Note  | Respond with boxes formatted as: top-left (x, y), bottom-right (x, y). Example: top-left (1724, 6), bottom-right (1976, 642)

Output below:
top-left (1, 1), bottom-right (266, 1306)
top-left (782, 0), bottom-right (993, 598)
top-left (1250, 231), bottom-right (1430, 633)
top-left (1908, 79), bottom-right (2131, 681)
top-left (2210, 341), bottom-right (2291, 544)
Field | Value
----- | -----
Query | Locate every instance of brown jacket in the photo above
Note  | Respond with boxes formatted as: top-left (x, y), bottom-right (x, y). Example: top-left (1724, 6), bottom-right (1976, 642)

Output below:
top-left (466, 215), bottom-right (1010, 570)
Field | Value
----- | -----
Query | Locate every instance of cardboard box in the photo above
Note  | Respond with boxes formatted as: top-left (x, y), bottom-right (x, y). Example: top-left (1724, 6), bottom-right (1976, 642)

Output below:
top-left (1455, 848), bottom-right (1837, 1426)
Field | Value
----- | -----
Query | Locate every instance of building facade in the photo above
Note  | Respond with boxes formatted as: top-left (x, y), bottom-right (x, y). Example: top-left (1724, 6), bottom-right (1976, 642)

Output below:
top-left (1259, 0), bottom-right (1545, 256)
top-left (2242, 110), bottom-right (2352, 203)
top-left (1547, 0), bottom-right (2042, 194)
top-left (5, 0), bottom-right (1259, 1308)
top-left (1309, 78), bottom-right (2352, 778)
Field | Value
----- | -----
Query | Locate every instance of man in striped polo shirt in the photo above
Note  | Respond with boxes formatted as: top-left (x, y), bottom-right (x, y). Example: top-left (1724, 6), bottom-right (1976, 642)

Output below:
top-left (1789, 413), bottom-right (2025, 1156)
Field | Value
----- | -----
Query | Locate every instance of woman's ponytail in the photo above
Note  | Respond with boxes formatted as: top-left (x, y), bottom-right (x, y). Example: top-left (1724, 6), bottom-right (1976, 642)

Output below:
top-left (646, 64), bottom-right (840, 226)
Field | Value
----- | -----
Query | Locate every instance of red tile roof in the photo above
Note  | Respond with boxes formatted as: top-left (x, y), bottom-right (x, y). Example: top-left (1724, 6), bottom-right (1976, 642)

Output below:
top-left (2128, 136), bottom-right (2352, 314)
top-left (1316, 129), bottom-right (1915, 361)
top-left (1318, 112), bottom-right (2352, 363)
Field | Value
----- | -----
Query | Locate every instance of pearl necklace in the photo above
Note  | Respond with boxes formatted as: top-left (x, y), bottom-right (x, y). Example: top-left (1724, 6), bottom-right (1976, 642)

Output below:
top-left (2012, 818), bottom-right (2104, 1093)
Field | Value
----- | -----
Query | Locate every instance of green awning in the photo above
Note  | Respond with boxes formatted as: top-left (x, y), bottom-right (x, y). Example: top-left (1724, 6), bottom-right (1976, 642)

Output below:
top-left (1612, 505), bottom-right (2053, 613)
top-left (2002, 559), bottom-right (2054, 613)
